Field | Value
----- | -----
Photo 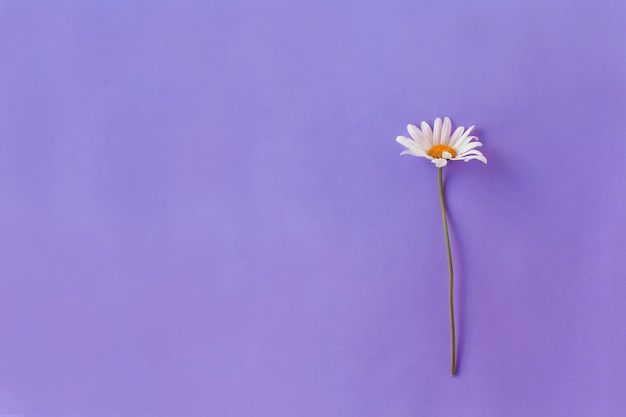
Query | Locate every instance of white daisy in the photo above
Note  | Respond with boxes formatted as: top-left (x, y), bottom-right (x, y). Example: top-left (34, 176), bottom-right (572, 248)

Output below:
top-left (396, 117), bottom-right (487, 168)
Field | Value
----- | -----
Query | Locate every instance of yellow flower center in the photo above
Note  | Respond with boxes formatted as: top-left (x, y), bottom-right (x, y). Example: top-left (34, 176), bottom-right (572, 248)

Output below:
top-left (428, 145), bottom-right (457, 159)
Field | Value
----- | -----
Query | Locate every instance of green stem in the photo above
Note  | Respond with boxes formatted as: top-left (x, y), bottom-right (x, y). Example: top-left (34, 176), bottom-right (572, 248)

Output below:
top-left (438, 167), bottom-right (456, 376)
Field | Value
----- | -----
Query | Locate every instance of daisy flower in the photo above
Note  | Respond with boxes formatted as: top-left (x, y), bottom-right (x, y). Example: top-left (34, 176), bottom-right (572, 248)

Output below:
top-left (396, 117), bottom-right (487, 167)
top-left (395, 116), bottom-right (487, 377)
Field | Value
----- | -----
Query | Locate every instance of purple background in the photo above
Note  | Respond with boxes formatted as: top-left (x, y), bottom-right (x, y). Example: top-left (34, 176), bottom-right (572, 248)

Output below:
top-left (1, 0), bottom-right (625, 416)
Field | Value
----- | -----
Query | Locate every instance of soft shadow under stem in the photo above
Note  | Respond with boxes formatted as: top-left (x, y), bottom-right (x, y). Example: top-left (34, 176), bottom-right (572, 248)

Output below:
top-left (438, 167), bottom-right (456, 376)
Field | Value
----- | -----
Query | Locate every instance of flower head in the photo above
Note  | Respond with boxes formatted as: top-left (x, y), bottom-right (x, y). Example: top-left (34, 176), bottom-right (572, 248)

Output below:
top-left (396, 117), bottom-right (487, 168)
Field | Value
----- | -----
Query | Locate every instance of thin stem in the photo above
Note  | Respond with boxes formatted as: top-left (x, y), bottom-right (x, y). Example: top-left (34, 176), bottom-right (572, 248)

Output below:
top-left (438, 167), bottom-right (456, 376)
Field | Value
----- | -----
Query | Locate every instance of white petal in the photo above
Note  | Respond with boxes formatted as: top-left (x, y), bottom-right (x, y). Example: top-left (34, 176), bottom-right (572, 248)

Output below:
top-left (406, 124), bottom-right (421, 140)
top-left (407, 124), bottom-right (432, 151)
top-left (453, 150), bottom-right (487, 163)
top-left (432, 117), bottom-right (442, 145)
top-left (462, 154), bottom-right (488, 163)
top-left (432, 158), bottom-right (448, 168)
top-left (441, 117), bottom-right (452, 145)
top-left (450, 125), bottom-right (475, 149)
top-left (456, 149), bottom-right (486, 158)
top-left (454, 136), bottom-right (479, 154)
top-left (449, 126), bottom-right (465, 147)
top-left (455, 141), bottom-right (483, 155)
top-left (442, 151), bottom-right (452, 159)
top-left (397, 136), bottom-right (428, 157)
top-left (396, 135), bottom-right (416, 149)
top-left (419, 121), bottom-right (434, 147)
top-left (400, 149), bottom-right (425, 157)
top-left (404, 148), bottom-right (428, 157)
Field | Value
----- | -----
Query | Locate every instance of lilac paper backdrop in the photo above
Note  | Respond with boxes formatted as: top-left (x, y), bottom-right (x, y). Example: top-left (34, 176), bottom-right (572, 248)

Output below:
top-left (1, 0), bottom-right (625, 416)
